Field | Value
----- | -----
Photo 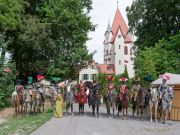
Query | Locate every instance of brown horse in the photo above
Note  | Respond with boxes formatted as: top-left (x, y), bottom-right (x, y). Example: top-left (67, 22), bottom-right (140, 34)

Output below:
top-left (12, 84), bottom-right (25, 115)
top-left (132, 87), bottom-right (144, 119)
top-left (136, 87), bottom-right (145, 119)
top-left (120, 88), bottom-right (130, 120)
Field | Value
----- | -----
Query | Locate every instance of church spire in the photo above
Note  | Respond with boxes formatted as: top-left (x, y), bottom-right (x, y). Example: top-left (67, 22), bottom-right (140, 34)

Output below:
top-left (106, 14), bottom-right (111, 33)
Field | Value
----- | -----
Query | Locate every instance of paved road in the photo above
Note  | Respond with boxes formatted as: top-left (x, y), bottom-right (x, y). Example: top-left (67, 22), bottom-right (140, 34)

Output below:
top-left (31, 104), bottom-right (180, 135)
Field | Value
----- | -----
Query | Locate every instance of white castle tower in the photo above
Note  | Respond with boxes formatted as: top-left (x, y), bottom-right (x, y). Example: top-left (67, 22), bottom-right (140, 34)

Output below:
top-left (103, 7), bottom-right (135, 78)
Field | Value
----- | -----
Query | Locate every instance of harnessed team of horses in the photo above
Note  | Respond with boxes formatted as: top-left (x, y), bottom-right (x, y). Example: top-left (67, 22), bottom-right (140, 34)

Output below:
top-left (11, 74), bottom-right (174, 124)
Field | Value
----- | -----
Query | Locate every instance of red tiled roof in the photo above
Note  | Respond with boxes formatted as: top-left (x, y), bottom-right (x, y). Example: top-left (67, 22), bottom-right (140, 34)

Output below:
top-left (110, 9), bottom-right (132, 43)
top-left (98, 64), bottom-right (115, 74)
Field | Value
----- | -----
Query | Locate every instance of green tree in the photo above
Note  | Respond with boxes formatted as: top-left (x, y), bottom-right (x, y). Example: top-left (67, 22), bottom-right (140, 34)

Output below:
top-left (126, 0), bottom-right (180, 49)
top-left (135, 33), bottom-right (180, 85)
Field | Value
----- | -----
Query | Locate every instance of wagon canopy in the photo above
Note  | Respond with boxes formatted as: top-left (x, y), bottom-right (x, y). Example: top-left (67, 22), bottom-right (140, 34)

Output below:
top-left (152, 73), bottom-right (180, 85)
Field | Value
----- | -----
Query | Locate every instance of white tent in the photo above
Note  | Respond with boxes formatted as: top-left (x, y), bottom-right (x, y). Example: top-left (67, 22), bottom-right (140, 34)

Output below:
top-left (152, 73), bottom-right (180, 85)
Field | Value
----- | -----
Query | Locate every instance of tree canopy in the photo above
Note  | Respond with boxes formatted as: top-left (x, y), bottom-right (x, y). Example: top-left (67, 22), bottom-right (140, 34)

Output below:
top-left (0, 0), bottom-right (94, 80)
top-left (126, 0), bottom-right (180, 85)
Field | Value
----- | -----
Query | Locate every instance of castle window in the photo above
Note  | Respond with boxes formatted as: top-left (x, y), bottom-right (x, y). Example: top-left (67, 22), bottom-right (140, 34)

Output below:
top-left (119, 60), bottom-right (121, 65)
top-left (106, 50), bottom-right (108, 55)
top-left (110, 49), bottom-right (111, 55)
top-left (118, 35), bottom-right (121, 38)
top-left (119, 45), bottom-right (121, 49)
top-left (108, 58), bottom-right (111, 62)
top-left (124, 46), bottom-right (128, 55)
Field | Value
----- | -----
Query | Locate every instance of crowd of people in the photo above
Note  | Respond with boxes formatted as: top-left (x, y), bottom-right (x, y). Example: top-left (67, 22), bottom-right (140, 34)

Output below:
top-left (12, 74), bottom-right (174, 124)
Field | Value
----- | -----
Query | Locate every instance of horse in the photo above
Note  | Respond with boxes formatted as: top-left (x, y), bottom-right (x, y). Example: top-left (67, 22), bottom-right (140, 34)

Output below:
top-left (50, 85), bottom-right (57, 107)
top-left (136, 87), bottom-right (145, 119)
top-left (76, 90), bottom-right (87, 115)
top-left (23, 90), bottom-right (32, 113)
top-left (12, 85), bottom-right (24, 115)
top-left (159, 86), bottom-right (173, 124)
top-left (119, 87), bottom-right (130, 120)
top-left (64, 85), bottom-right (75, 116)
top-left (84, 81), bottom-right (94, 108)
top-left (91, 83), bottom-right (101, 117)
top-left (148, 87), bottom-right (159, 123)
top-left (132, 87), bottom-right (145, 119)
top-left (35, 91), bottom-right (45, 113)
top-left (106, 86), bottom-right (116, 117)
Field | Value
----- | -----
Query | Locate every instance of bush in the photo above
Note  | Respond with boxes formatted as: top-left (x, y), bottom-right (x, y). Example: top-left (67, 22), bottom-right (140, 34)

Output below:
top-left (0, 62), bottom-right (16, 109)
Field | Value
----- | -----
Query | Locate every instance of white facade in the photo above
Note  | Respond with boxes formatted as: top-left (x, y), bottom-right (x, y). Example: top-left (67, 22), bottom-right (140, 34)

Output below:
top-left (103, 8), bottom-right (135, 78)
top-left (79, 67), bottom-right (98, 83)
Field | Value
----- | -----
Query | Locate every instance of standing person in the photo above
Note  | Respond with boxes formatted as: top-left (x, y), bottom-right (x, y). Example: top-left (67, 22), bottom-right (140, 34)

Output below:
top-left (54, 90), bottom-right (64, 118)
top-left (65, 78), bottom-right (74, 116)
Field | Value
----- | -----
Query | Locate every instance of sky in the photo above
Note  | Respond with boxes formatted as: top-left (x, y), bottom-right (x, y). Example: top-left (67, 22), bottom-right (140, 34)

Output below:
top-left (86, 0), bottom-right (133, 64)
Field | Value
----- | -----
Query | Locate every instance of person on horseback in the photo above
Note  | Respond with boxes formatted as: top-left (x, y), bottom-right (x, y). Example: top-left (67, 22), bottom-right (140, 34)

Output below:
top-left (117, 78), bottom-right (129, 117)
top-left (105, 75), bottom-right (116, 117)
top-left (131, 78), bottom-right (142, 117)
top-left (76, 82), bottom-right (87, 115)
top-left (131, 78), bottom-right (141, 102)
top-left (37, 83), bottom-right (44, 101)
top-left (158, 74), bottom-right (173, 124)
top-left (92, 80), bottom-right (101, 117)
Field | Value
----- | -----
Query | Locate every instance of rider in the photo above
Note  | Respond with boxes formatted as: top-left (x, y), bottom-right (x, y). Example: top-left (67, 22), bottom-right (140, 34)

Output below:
top-left (15, 81), bottom-right (24, 97)
top-left (37, 83), bottom-right (44, 101)
top-left (131, 78), bottom-right (141, 101)
top-left (158, 74), bottom-right (170, 96)
top-left (117, 78), bottom-right (128, 115)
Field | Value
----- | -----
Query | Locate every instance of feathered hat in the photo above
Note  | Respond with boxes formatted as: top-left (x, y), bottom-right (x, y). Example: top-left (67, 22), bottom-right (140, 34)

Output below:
top-left (119, 77), bottom-right (128, 82)
top-left (159, 74), bottom-right (170, 81)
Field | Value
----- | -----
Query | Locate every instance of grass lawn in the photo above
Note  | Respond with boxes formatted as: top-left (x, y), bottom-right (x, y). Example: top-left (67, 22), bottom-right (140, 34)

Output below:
top-left (0, 108), bottom-right (53, 135)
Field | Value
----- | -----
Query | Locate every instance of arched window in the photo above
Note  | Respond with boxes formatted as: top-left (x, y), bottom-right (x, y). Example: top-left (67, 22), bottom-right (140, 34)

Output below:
top-left (124, 46), bottom-right (128, 55)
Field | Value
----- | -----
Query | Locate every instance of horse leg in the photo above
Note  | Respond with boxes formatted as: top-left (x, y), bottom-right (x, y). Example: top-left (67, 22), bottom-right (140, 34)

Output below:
top-left (122, 106), bottom-right (124, 120)
top-left (97, 105), bottom-right (99, 117)
top-left (92, 105), bottom-right (95, 116)
top-left (155, 105), bottom-right (158, 123)
top-left (83, 104), bottom-right (84, 115)
top-left (71, 103), bottom-right (73, 116)
top-left (150, 105), bottom-right (153, 122)
top-left (168, 110), bottom-right (172, 125)
top-left (78, 104), bottom-right (81, 115)
top-left (126, 106), bottom-right (128, 120)
top-left (66, 103), bottom-right (69, 116)
top-left (113, 106), bottom-right (115, 118)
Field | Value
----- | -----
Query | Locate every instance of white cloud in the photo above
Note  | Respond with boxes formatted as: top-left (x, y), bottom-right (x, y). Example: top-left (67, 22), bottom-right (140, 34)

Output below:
top-left (86, 0), bottom-right (133, 63)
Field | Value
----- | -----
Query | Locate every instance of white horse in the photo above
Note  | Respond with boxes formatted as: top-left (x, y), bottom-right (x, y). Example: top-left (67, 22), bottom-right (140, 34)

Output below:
top-left (159, 86), bottom-right (174, 124)
top-left (23, 90), bottom-right (32, 113)
top-left (149, 87), bottom-right (159, 123)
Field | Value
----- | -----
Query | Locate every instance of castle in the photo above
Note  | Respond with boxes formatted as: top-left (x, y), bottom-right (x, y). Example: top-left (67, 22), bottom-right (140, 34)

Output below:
top-left (100, 7), bottom-right (135, 78)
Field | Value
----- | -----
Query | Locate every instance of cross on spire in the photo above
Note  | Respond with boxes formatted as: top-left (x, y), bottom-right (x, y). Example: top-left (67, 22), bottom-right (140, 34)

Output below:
top-left (117, 1), bottom-right (119, 9)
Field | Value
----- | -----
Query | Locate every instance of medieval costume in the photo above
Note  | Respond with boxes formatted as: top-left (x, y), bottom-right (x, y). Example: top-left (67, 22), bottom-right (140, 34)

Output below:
top-left (131, 79), bottom-right (141, 101)
top-left (54, 91), bottom-right (64, 118)
top-left (76, 82), bottom-right (87, 115)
